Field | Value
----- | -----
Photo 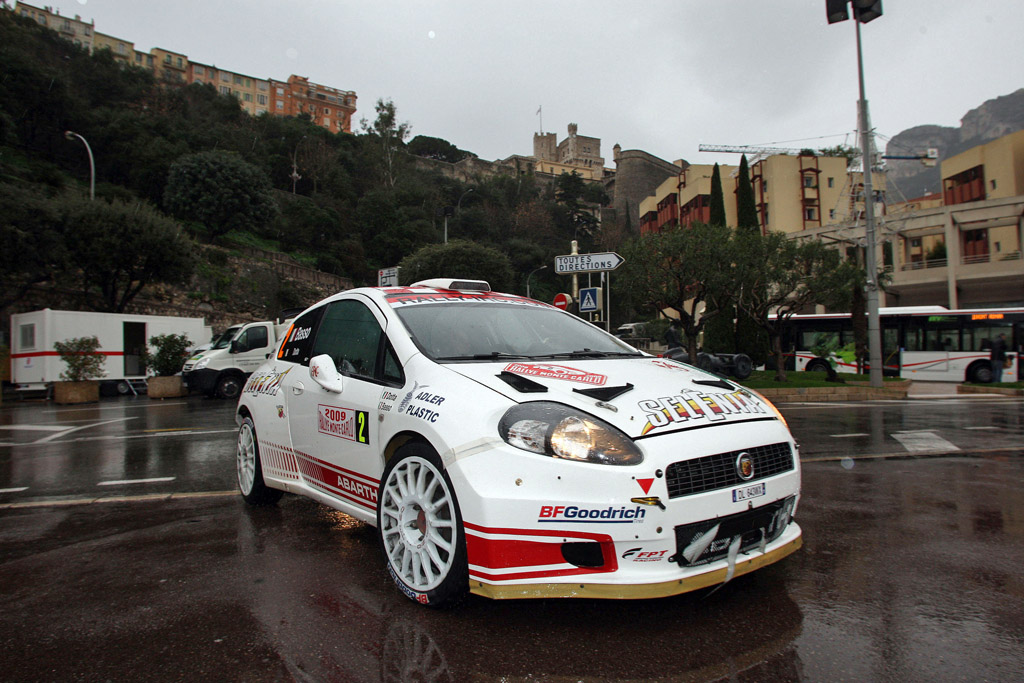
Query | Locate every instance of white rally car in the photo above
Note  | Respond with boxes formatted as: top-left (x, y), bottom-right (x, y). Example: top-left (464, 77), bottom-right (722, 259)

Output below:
top-left (235, 279), bottom-right (802, 607)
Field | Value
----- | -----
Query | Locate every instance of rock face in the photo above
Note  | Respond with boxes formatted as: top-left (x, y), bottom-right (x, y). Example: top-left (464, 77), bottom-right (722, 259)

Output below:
top-left (884, 88), bottom-right (1024, 201)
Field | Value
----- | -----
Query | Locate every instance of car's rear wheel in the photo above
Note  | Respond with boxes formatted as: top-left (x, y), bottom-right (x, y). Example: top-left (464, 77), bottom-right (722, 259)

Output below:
top-left (236, 416), bottom-right (283, 506)
top-left (377, 443), bottom-right (468, 608)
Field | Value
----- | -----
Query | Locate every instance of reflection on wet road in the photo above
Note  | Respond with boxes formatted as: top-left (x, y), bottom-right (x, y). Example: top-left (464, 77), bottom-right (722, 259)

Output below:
top-left (1, 395), bottom-right (1022, 680)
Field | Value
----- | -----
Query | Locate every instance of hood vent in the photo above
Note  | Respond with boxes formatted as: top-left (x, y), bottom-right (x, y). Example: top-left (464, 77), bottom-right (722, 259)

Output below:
top-left (497, 371), bottom-right (548, 393)
top-left (573, 383), bottom-right (634, 402)
top-left (692, 378), bottom-right (734, 391)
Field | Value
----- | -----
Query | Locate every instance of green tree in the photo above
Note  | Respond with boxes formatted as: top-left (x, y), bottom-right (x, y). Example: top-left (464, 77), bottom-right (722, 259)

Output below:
top-left (164, 150), bottom-right (278, 238)
top-left (361, 98), bottom-right (411, 189)
top-left (732, 153), bottom-right (769, 364)
top-left (408, 135), bottom-right (474, 163)
top-left (0, 183), bottom-right (68, 311)
top-left (709, 163), bottom-right (726, 227)
top-left (818, 144), bottom-right (860, 168)
top-left (398, 240), bottom-right (514, 292)
top-left (734, 234), bottom-right (858, 381)
top-left (59, 195), bottom-right (195, 312)
top-left (619, 223), bottom-right (736, 363)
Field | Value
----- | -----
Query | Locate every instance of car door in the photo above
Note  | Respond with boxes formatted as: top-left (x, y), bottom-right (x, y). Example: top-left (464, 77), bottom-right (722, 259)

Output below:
top-left (285, 296), bottom-right (403, 516)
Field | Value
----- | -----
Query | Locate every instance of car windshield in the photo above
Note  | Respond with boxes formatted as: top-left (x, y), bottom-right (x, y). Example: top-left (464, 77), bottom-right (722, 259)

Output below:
top-left (394, 301), bottom-right (643, 362)
top-left (211, 326), bottom-right (242, 350)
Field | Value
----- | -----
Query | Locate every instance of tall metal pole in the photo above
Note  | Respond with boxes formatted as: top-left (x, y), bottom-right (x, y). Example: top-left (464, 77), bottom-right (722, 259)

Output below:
top-left (64, 131), bottom-right (94, 200)
top-left (856, 19), bottom-right (883, 387)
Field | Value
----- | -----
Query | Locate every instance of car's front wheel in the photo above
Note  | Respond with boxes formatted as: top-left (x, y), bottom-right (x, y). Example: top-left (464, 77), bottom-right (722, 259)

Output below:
top-left (236, 416), bottom-right (283, 506)
top-left (377, 443), bottom-right (468, 608)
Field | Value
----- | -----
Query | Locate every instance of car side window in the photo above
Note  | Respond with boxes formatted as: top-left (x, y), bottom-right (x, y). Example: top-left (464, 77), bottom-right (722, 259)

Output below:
top-left (310, 300), bottom-right (385, 381)
top-left (278, 306), bottom-right (326, 365)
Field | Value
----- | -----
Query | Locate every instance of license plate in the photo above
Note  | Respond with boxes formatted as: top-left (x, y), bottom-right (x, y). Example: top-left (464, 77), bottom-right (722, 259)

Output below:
top-left (732, 482), bottom-right (765, 502)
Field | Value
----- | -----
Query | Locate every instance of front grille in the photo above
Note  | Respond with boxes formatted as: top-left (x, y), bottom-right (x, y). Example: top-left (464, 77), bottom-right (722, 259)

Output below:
top-left (665, 442), bottom-right (794, 499)
top-left (671, 496), bottom-right (795, 567)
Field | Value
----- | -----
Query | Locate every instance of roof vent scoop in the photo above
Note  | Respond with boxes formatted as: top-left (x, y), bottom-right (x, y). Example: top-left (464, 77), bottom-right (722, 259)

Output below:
top-left (411, 278), bottom-right (491, 292)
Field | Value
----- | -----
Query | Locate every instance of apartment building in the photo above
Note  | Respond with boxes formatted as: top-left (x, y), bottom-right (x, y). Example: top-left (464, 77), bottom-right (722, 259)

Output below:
top-left (638, 152), bottom-right (882, 236)
top-left (270, 75), bottom-right (357, 134)
top-left (192, 63), bottom-right (271, 117)
top-left (795, 130), bottom-right (1024, 308)
top-left (13, 1), bottom-right (94, 50)
top-left (92, 32), bottom-right (133, 64)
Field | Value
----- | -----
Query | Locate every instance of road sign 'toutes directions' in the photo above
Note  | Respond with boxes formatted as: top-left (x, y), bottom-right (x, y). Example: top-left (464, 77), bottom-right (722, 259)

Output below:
top-left (554, 252), bottom-right (624, 274)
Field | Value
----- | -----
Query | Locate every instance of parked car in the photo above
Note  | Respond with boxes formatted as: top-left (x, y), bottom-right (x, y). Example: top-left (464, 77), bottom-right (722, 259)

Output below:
top-left (235, 279), bottom-right (802, 607)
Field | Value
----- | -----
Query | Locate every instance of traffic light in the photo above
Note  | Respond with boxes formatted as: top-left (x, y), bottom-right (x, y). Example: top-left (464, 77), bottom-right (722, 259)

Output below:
top-left (826, 0), bottom-right (883, 24)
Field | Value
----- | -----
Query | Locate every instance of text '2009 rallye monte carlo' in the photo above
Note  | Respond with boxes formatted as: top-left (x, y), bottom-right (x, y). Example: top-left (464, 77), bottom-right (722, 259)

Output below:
top-left (235, 279), bottom-right (802, 607)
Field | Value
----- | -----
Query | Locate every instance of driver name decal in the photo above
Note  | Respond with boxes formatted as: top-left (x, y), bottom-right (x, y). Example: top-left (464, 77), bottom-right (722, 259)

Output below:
top-left (638, 389), bottom-right (766, 435)
top-left (317, 404), bottom-right (370, 445)
top-left (243, 367), bottom-right (291, 396)
top-left (504, 363), bottom-right (607, 386)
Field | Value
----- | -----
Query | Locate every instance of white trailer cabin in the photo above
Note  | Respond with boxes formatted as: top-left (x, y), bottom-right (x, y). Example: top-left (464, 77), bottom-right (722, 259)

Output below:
top-left (10, 309), bottom-right (211, 394)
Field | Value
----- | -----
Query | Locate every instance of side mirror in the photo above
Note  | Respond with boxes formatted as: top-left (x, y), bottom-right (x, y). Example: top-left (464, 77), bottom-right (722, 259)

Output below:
top-left (309, 354), bottom-right (344, 393)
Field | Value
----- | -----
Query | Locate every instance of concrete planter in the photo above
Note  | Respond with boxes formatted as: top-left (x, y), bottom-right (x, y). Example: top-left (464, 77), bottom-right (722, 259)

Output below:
top-left (755, 379), bottom-right (911, 403)
top-left (53, 381), bottom-right (100, 405)
top-left (958, 384), bottom-right (1024, 396)
top-left (147, 375), bottom-right (187, 399)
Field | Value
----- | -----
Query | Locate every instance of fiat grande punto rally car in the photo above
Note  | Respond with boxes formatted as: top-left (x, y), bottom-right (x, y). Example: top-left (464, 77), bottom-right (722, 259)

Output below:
top-left (235, 279), bottom-right (802, 607)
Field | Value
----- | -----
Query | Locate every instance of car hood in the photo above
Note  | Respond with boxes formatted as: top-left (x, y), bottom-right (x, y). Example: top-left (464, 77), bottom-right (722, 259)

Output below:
top-left (444, 357), bottom-right (779, 439)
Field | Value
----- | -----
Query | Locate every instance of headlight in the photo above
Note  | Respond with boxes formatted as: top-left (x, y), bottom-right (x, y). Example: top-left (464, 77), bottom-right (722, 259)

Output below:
top-left (192, 356), bottom-right (210, 370)
top-left (498, 402), bottom-right (642, 466)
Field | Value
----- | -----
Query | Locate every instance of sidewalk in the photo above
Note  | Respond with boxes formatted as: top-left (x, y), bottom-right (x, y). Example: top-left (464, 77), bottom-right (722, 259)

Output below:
top-left (906, 382), bottom-right (962, 399)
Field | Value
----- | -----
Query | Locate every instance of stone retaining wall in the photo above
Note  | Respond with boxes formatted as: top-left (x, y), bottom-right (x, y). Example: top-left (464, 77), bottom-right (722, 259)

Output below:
top-left (755, 380), bottom-right (911, 403)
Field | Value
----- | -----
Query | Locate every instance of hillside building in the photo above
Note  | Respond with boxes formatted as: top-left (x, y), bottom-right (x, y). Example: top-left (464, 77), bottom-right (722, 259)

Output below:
top-left (11, 1), bottom-right (357, 133)
top-left (795, 130), bottom-right (1024, 308)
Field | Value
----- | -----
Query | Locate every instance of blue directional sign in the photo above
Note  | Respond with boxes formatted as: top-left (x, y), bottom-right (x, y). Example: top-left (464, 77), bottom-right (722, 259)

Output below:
top-left (578, 287), bottom-right (600, 313)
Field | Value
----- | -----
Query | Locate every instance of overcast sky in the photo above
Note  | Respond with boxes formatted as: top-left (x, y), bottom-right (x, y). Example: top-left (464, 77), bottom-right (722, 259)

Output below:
top-left (43, 0), bottom-right (1024, 166)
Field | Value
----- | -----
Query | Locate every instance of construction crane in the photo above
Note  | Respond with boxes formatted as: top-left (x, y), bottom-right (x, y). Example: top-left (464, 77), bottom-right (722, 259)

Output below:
top-left (698, 144), bottom-right (807, 156)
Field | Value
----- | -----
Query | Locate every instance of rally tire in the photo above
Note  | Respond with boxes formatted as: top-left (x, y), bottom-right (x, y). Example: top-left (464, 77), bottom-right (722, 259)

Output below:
top-left (236, 416), bottom-right (284, 506)
top-left (377, 443), bottom-right (468, 608)
top-left (216, 374), bottom-right (243, 400)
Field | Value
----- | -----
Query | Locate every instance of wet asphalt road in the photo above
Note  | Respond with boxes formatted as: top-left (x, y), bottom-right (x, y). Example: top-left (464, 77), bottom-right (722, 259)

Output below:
top-left (1, 393), bottom-right (1022, 681)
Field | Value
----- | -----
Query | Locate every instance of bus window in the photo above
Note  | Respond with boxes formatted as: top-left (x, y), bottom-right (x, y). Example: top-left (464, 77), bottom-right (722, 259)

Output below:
top-left (924, 323), bottom-right (960, 351)
top-left (966, 324), bottom-right (1012, 352)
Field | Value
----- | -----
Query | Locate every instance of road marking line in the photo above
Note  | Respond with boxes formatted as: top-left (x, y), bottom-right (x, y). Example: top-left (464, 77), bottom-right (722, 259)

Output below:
top-left (892, 432), bottom-right (960, 453)
top-left (830, 433), bottom-right (870, 438)
top-left (0, 425), bottom-right (70, 432)
top-left (0, 490), bottom-right (237, 510)
top-left (964, 426), bottom-right (999, 430)
top-left (33, 417), bottom-right (136, 444)
top-left (0, 487), bottom-right (29, 493)
top-left (98, 477), bottom-right (177, 486)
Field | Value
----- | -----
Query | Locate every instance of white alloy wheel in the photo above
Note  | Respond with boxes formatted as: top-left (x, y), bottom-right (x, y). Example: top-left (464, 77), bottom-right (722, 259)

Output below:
top-left (236, 416), bottom-right (283, 506)
top-left (237, 419), bottom-right (257, 496)
top-left (380, 453), bottom-right (460, 595)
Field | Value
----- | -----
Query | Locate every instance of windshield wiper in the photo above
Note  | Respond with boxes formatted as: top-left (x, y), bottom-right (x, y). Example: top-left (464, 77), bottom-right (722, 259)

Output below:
top-left (435, 352), bottom-right (531, 361)
top-left (534, 349), bottom-right (642, 359)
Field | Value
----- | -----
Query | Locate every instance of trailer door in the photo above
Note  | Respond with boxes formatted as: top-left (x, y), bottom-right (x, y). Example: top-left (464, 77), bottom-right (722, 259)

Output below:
top-left (124, 322), bottom-right (146, 377)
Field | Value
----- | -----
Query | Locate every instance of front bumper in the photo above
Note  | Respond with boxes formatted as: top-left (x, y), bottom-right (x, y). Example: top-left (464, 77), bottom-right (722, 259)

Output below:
top-left (182, 368), bottom-right (219, 394)
top-left (448, 419), bottom-right (802, 599)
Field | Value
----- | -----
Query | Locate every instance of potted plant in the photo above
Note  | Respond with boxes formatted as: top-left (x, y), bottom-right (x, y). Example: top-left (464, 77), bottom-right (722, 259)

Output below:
top-left (53, 336), bottom-right (105, 404)
top-left (143, 333), bottom-right (193, 399)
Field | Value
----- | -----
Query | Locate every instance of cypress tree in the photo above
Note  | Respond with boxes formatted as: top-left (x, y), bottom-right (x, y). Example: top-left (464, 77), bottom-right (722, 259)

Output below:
top-left (709, 163), bottom-right (726, 227)
top-left (736, 155), bottom-right (759, 232)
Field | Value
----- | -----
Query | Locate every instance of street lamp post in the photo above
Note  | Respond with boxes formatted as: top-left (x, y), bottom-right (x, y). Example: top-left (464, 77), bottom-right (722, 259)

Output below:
top-left (444, 188), bottom-right (475, 244)
top-left (64, 130), bottom-right (94, 200)
top-left (828, 0), bottom-right (884, 388)
top-left (526, 264), bottom-right (547, 299)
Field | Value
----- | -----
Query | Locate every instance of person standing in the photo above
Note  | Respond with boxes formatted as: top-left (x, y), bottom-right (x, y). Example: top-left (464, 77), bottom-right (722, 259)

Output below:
top-left (990, 333), bottom-right (1007, 383)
